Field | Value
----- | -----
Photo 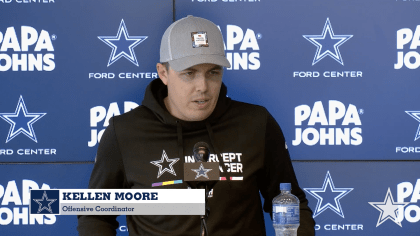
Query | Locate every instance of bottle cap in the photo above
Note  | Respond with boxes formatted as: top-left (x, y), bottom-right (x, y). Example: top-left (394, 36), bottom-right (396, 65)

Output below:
top-left (280, 183), bottom-right (291, 191)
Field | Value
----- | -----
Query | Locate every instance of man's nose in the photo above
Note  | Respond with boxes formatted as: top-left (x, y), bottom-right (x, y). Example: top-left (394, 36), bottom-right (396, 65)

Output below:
top-left (195, 74), bottom-right (208, 92)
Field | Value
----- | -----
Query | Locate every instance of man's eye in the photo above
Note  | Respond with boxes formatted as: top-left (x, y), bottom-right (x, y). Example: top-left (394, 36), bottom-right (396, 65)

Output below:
top-left (183, 71), bottom-right (193, 76)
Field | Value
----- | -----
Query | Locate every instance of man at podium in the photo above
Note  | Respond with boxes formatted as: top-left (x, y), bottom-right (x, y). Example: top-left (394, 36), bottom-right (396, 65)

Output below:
top-left (78, 15), bottom-right (315, 236)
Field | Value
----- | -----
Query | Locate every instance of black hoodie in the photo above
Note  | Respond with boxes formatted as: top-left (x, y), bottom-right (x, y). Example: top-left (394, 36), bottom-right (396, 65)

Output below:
top-left (78, 79), bottom-right (315, 236)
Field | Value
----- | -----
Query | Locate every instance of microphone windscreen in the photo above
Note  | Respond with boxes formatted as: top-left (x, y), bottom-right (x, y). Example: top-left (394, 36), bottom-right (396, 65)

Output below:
top-left (193, 142), bottom-right (210, 151)
top-left (193, 142), bottom-right (210, 162)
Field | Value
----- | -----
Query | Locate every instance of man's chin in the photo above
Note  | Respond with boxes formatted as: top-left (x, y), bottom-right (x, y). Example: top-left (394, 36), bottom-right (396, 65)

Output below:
top-left (183, 110), bottom-right (213, 122)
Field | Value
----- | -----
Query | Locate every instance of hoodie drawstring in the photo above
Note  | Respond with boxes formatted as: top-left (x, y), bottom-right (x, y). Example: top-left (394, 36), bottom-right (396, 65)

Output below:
top-left (205, 122), bottom-right (231, 187)
top-left (176, 121), bottom-right (184, 167)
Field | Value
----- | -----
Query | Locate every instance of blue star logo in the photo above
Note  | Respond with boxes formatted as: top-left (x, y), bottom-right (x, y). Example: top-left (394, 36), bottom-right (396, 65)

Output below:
top-left (98, 19), bottom-right (148, 67)
top-left (304, 171), bottom-right (353, 218)
top-left (0, 96), bottom-right (46, 143)
top-left (405, 111), bottom-right (420, 141)
top-left (303, 18), bottom-right (353, 65)
top-left (192, 163), bottom-right (212, 180)
top-left (33, 190), bottom-right (57, 214)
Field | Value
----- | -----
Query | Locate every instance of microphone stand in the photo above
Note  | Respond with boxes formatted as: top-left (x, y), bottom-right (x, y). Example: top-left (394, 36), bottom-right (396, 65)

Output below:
top-left (191, 142), bottom-right (215, 236)
top-left (199, 183), bottom-right (210, 236)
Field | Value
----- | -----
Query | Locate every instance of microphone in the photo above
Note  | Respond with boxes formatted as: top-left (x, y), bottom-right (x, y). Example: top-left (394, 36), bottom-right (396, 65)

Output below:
top-left (184, 142), bottom-right (219, 186)
top-left (193, 142), bottom-right (210, 162)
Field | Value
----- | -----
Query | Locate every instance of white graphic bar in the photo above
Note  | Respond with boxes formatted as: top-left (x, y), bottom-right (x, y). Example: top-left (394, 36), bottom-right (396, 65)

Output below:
top-left (32, 189), bottom-right (205, 215)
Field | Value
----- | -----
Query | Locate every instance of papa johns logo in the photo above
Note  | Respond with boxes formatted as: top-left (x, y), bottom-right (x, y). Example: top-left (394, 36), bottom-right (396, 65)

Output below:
top-left (292, 100), bottom-right (363, 146)
top-left (395, 25), bottom-right (420, 69)
top-left (0, 179), bottom-right (55, 225)
top-left (0, 26), bottom-right (55, 72)
top-left (88, 101), bottom-right (138, 147)
top-left (218, 25), bottom-right (261, 70)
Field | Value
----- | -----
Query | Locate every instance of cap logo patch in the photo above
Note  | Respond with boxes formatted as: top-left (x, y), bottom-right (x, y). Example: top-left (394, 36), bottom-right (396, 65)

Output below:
top-left (191, 32), bottom-right (209, 48)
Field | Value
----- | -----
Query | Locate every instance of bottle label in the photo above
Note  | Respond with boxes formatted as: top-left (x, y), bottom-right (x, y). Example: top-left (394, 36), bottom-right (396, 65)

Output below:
top-left (272, 204), bottom-right (299, 225)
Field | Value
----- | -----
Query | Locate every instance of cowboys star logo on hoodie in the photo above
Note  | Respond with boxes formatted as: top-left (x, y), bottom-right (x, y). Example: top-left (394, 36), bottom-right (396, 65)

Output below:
top-left (150, 150), bottom-right (179, 178)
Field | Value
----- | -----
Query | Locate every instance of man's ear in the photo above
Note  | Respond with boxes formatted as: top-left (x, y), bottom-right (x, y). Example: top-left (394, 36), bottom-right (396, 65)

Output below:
top-left (156, 63), bottom-right (168, 85)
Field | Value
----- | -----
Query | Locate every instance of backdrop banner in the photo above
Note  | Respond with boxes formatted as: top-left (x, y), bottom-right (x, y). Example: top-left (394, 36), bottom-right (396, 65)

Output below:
top-left (1, 0), bottom-right (419, 235)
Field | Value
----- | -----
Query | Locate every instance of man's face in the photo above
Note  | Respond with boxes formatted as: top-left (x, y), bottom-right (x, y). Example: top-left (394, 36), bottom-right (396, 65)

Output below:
top-left (157, 63), bottom-right (224, 121)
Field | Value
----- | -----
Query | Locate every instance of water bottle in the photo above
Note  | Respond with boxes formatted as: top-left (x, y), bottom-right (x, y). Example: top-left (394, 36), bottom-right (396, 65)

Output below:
top-left (272, 183), bottom-right (300, 236)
